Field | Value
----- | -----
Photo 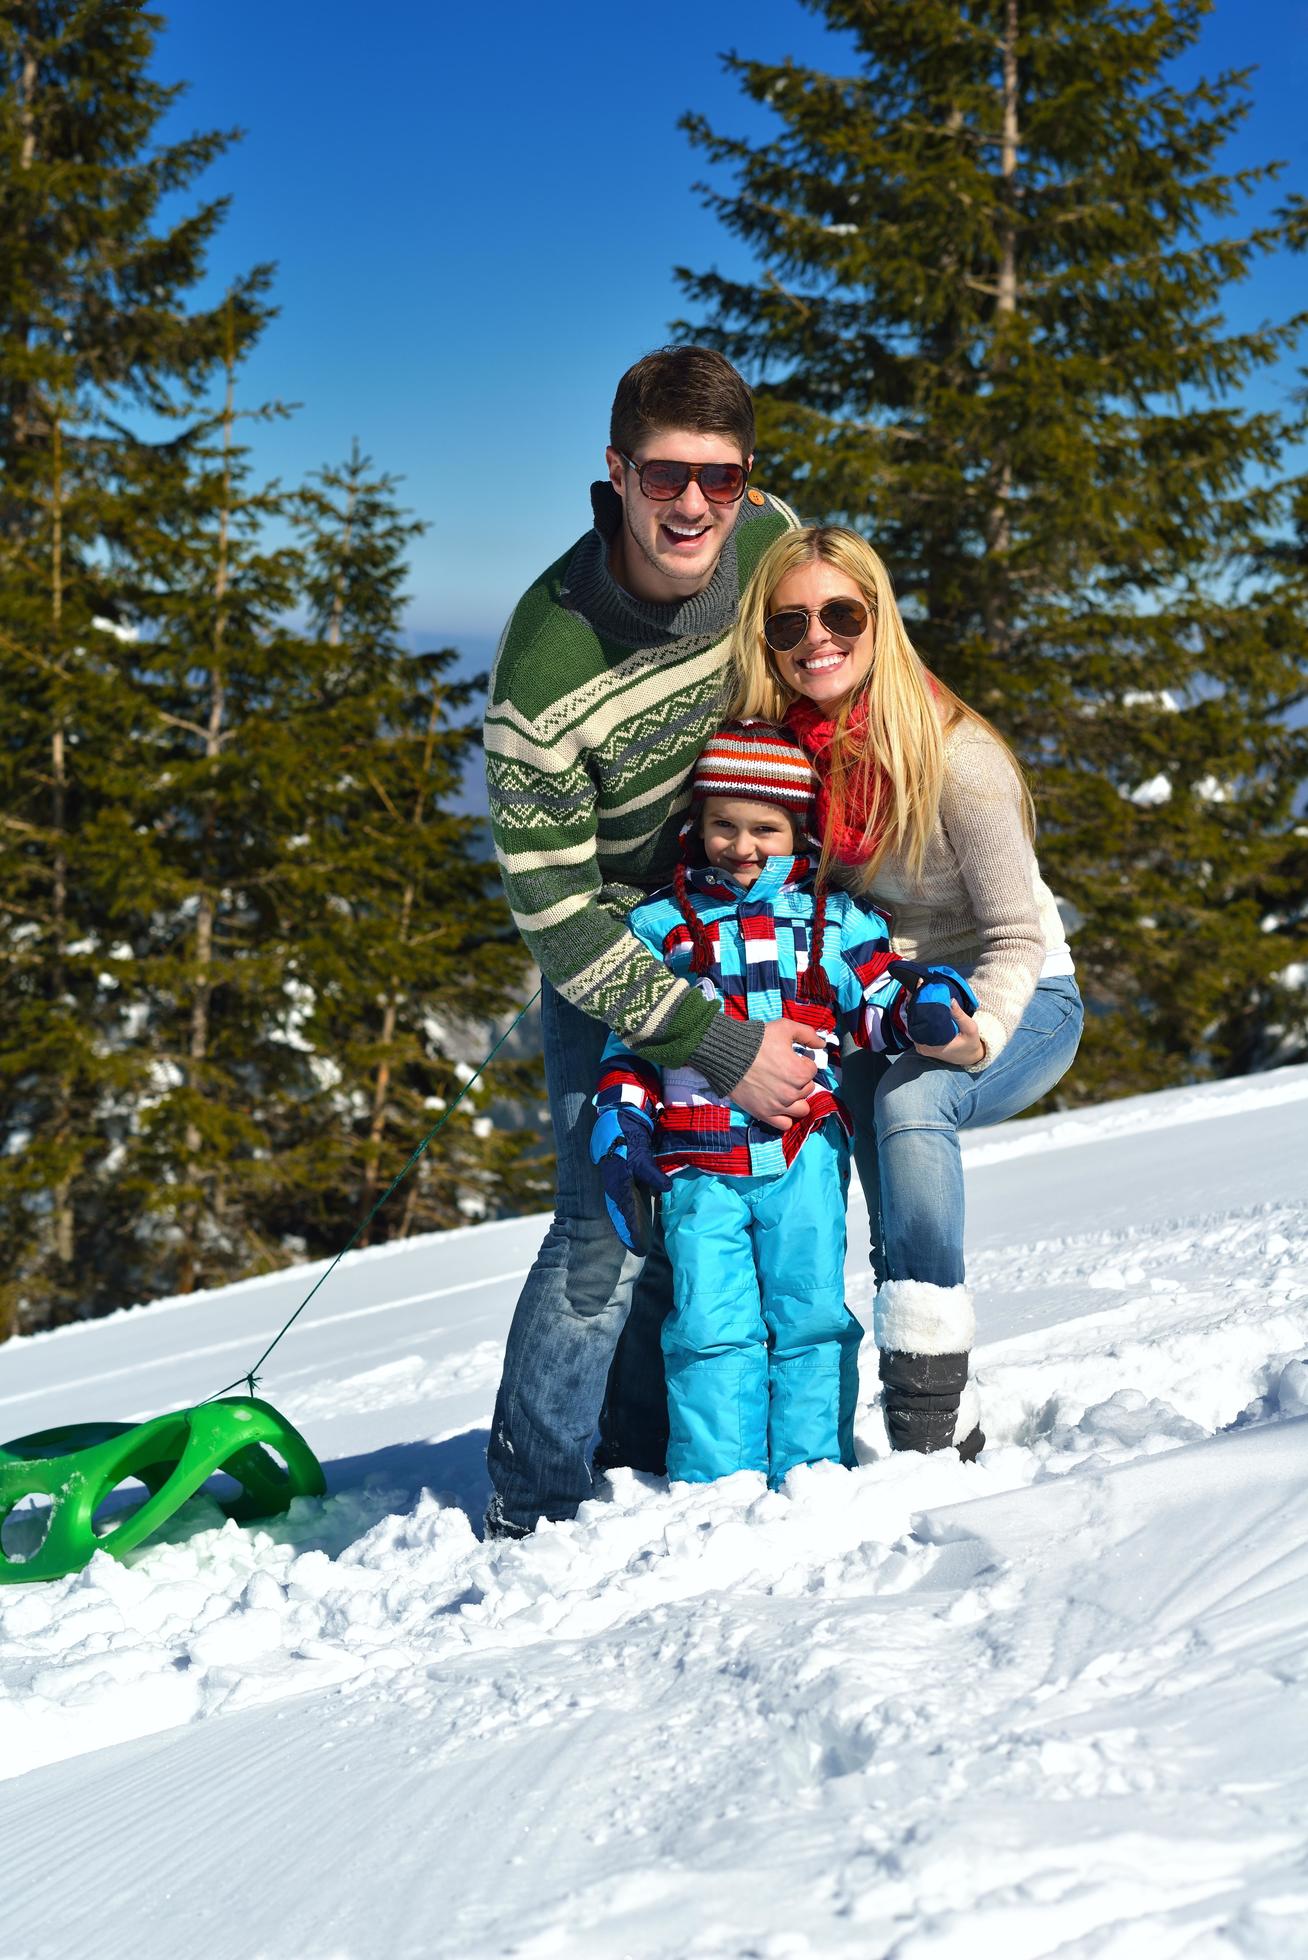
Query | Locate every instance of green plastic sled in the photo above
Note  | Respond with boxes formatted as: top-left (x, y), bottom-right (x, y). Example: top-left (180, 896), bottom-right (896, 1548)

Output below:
top-left (0, 1397), bottom-right (326, 1586)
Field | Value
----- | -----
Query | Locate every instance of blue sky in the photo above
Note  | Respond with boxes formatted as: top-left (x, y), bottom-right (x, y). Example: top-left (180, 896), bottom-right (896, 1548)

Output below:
top-left (151, 2), bottom-right (1308, 669)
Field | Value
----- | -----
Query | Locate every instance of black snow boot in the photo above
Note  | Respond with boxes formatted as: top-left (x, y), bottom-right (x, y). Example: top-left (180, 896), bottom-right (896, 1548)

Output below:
top-left (874, 1280), bottom-right (984, 1461)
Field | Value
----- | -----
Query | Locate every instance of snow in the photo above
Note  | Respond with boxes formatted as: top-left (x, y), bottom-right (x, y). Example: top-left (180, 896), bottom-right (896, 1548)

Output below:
top-left (1126, 772), bottom-right (1173, 806)
top-left (1, 1066), bottom-right (1307, 1958)
top-left (91, 615), bottom-right (140, 644)
top-left (1121, 690), bottom-right (1181, 712)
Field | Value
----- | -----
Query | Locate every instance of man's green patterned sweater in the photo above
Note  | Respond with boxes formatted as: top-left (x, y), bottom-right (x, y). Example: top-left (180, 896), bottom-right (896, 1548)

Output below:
top-left (485, 482), bottom-right (797, 1094)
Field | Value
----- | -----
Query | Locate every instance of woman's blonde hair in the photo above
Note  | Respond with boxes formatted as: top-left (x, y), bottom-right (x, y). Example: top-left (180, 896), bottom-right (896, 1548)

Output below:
top-left (725, 525), bottom-right (1034, 886)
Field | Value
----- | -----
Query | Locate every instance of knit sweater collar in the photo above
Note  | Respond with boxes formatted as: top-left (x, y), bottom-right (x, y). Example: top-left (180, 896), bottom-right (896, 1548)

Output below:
top-left (559, 481), bottom-right (743, 649)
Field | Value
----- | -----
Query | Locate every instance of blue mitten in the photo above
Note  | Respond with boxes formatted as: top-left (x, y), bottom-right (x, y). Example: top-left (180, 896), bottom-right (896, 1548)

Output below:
top-left (888, 961), bottom-right (980, 1049)
top-left (590, 1106), bottom-right (673, 1254)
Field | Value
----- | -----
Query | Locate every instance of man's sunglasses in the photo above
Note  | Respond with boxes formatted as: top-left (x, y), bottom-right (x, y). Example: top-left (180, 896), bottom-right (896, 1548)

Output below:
top-left (618, 452), bottom-right (750, 504)
top-left (762, 599), bottom-right (870, 654)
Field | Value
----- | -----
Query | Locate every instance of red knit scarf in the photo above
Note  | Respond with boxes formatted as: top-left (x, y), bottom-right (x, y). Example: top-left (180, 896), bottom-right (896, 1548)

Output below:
top-left (784, 695), bottom-right (889, 867)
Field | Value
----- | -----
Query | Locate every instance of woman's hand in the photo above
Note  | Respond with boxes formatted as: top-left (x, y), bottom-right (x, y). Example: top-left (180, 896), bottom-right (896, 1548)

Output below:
top-left (912, 999), bottom-right (986, 1068)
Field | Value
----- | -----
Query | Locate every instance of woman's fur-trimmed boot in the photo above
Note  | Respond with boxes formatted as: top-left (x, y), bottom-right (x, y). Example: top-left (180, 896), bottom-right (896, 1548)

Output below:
top-left (873, 1279), bottom-right (984, 1461)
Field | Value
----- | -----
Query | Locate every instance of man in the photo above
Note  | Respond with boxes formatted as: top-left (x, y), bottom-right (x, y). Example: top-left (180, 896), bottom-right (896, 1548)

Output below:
top-left (483, 345), bottom-right (815, 1537)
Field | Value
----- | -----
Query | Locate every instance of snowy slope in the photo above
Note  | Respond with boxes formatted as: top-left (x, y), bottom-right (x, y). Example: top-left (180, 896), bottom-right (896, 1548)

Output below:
top-left (1, 1067), bottom-right (1306, 1960)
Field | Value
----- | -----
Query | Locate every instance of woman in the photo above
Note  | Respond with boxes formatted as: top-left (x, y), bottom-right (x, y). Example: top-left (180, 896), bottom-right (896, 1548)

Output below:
top-left (726, 525), bottom-right (1083, 1461)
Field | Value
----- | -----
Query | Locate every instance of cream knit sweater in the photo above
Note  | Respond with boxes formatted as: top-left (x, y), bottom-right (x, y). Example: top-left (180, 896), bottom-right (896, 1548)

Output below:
top-left (864, 721), bottom-right (1070, 1070)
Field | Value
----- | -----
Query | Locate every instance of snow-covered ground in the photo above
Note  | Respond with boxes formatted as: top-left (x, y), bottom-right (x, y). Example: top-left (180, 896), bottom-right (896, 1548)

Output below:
top-left (2, 1067), bottom-right (1307, 1960)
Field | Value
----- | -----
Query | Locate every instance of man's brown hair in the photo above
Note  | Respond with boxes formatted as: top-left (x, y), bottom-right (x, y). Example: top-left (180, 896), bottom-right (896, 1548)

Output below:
top-left (610, 345), bottom-right (755, 460)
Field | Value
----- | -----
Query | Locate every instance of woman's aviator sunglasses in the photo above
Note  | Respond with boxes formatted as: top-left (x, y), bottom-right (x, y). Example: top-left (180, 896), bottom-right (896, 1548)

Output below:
top-left (763, 598), bottom-right (870, 654)
top-left (618, 452), bottom-right (750, 504)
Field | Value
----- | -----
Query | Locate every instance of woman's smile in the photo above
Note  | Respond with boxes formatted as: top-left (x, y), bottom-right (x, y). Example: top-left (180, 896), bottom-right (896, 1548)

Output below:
top-left (794, 649), bottom-right (849, 676)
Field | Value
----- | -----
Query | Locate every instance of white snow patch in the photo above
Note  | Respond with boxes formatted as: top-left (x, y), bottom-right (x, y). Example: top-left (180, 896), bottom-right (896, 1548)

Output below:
top-left (1126, 772), bottom-right (1173, 806)
top-left (92, 615), bottom-right (139, 643)
top-left (1122, 689), bottom-right (1181, 712)
top-left (0, 1064), bottom-right (1306, 1957)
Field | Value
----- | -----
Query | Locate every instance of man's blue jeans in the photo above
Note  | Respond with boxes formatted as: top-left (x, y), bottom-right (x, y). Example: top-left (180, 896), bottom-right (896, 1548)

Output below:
top-left (485, 980), bottom-right (672, 1534)
top-left (840, 977), bottom-right (1084, 1287)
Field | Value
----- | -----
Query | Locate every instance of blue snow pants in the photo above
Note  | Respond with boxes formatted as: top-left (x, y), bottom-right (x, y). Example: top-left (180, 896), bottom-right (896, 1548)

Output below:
top-left (659, 1120), bottom-right (860, 1486)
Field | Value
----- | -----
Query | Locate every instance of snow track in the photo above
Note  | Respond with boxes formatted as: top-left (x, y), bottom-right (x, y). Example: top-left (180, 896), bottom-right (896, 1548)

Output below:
top-left (1, 1067), bottom-right (1306, 1958)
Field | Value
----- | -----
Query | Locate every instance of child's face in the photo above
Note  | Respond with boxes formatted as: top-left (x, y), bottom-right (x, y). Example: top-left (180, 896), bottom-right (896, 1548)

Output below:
top-left (701, 796), bottom-right (799, 887)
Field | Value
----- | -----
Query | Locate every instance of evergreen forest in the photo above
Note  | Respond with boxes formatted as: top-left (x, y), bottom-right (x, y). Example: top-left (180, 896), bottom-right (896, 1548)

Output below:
top-left (3, 0), bottom-right (1306, 1341)
top-left (0, 2), bottom-right (544, 1338)
top-left (677, 0), bottom-right (1308, 1102)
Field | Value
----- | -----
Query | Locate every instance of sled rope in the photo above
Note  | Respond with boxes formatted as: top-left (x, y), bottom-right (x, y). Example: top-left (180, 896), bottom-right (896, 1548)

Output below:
top-left (206, 989), bottom-right (542, 1402)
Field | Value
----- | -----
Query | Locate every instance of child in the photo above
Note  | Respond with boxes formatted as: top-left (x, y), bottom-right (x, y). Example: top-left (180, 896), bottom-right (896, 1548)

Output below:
top-left (591, 720), bottom-right (940, 1488)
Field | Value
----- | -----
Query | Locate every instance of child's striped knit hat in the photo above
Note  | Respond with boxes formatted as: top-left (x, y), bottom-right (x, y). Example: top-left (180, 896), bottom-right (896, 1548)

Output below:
top-left (690, 719), bottom-right (818, 827)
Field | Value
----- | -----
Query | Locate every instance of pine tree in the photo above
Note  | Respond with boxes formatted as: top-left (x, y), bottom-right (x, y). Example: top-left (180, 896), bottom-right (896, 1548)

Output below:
top-left (91, 405), bottom-right (543, 1306)
top-left (103, 298), bottom-right (322, 1300)
top-left (0, 390), bottom-right (132, 1333)
top-left (278, 446), bottom-right (546, 1256)
top-left (677, 0), bottom-right (1308, 1099)
top-left (0, 4), bottom-right (548, 1337)
top-left (0, 0), bottom-right (258, 1332)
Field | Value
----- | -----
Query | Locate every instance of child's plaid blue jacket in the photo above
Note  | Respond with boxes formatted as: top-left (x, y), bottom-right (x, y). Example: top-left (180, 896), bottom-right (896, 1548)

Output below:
top-left (596, 853), bottom-right (910, 1178)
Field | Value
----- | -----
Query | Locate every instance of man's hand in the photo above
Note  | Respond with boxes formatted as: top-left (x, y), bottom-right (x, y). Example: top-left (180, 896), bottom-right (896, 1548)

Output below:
top-left (731, 1017), bottom-right (819, 1130)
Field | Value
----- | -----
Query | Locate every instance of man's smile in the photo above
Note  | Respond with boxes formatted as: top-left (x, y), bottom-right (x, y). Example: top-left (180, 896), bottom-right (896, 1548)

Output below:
top-left (660, 519), bottom-right (712, 551)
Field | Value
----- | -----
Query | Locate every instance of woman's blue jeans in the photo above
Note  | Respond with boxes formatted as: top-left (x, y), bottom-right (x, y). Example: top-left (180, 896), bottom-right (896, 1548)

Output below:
top-left (485, 981), bottom-right (672, 1535)
top-left (840, 977), bottom-right (1084, 1288)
